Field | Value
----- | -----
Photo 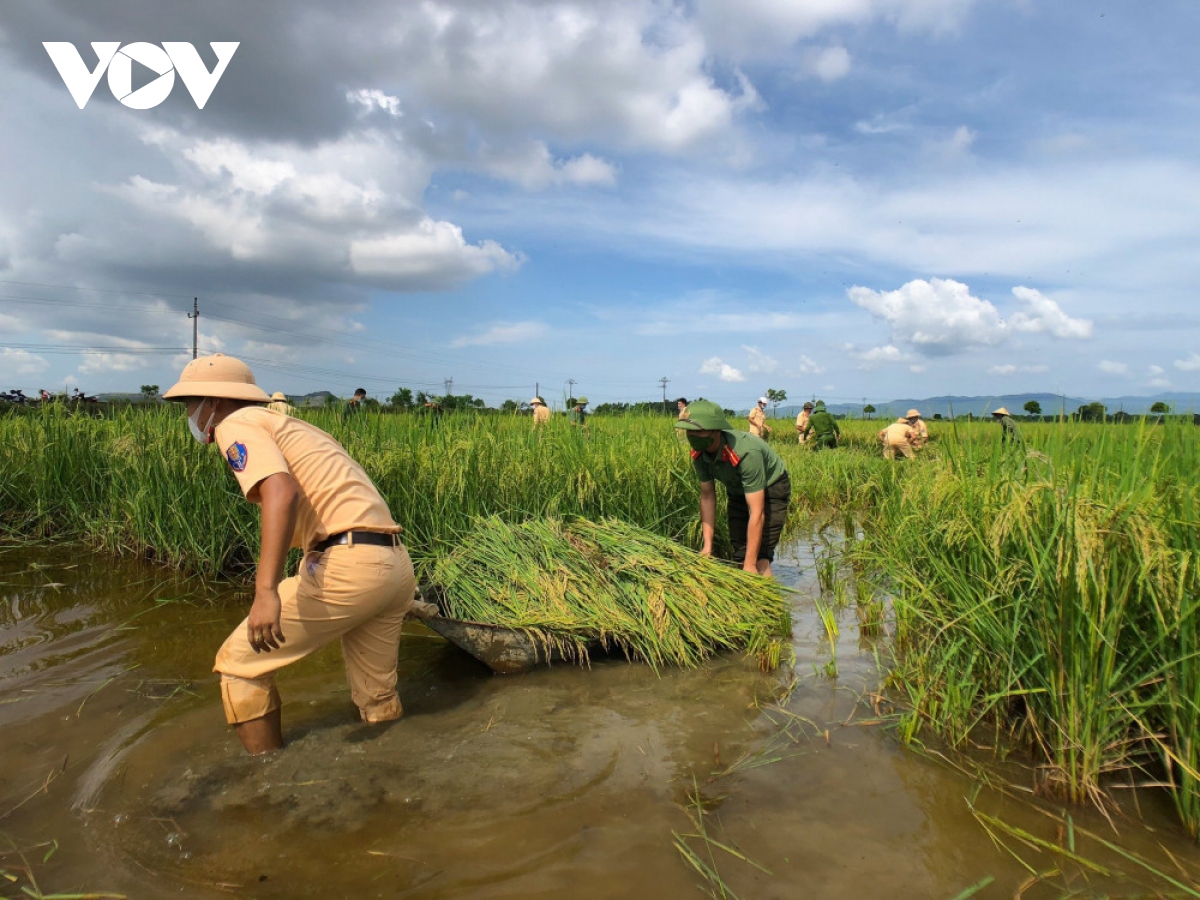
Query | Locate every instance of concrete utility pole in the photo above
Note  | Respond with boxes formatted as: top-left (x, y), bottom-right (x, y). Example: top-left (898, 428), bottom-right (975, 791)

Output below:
top-left (659, 376), bottom-right (669, 412)
top-left (568, 378), bottom-right (576, 400)
top-left (187, 297), bottom-right (199, 359)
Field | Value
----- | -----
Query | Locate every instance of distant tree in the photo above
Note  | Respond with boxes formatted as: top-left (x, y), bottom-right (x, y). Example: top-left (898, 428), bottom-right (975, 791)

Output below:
top-left (1150, 401), bottom-right (1170, 415)
top-left (1023, 400), bottom-right (1042, 417)
top-left (1076, 402), bottom-right (1107, 423)
top-left (139, 384), bottom-right (160, 402)
top-left (766, 388), bottom-right (787, 417)
top-left (932, 413), bottom-right (943, 420)
top-left (389, 387), bottom-right (414, 409)
top-left (501, 399), bottom-right (519, 413)
top-left (862, 403), bottom-right (876, 420)
top-left (416, 391), bottom-right (429, 407)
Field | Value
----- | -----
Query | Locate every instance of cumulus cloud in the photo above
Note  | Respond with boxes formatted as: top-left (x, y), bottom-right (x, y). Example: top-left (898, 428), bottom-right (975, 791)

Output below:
top-left (480, 142), bottom-right (618, 189)
top-left (1147, 364), bottom-right (1170, 388)
top-left (847, 279), bottom-right (1091, 357)
top-left (795, 355), bottom-right (824, 375)
top-left (1174, 353), bottom-right (1200, 372)
top-left (847, 343), bottom-right (910, 369)
top-left (700, 356), bottom-right (746, 382)
top-left (1098, 360), bottom-right (1129, 375)
top-left (804, 46), bottom-right (851, 82)
top-left (450, 321), bottom-right (549, 348)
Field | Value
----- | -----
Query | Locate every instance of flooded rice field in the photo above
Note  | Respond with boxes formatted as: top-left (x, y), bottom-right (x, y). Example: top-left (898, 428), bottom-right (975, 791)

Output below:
top-left (2, 539), bottom-right (1198, 899)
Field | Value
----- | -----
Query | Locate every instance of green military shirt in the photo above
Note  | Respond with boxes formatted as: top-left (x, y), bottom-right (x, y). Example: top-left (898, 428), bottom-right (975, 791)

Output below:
top-left (805, 409), bottom-right (839, 439)
top-left (691, 430), bottom-right (788, 495)
top-left (998, 415), bottom-right (1020, 444)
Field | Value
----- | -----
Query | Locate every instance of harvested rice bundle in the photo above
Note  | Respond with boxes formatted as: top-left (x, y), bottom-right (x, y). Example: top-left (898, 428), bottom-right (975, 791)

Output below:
top-left (431, 516), bottom-right (792, 670)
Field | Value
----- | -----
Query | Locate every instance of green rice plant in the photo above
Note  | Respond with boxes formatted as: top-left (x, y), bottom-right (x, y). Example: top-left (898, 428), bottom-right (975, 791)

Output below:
top-left (814, 597), bottom-right (838, 678)
top-left (431, 516), bottom-right (792, 670)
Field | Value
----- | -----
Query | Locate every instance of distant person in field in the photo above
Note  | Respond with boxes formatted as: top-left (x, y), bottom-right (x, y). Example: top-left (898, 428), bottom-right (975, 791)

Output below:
top-left (879, 417), bottom-right (917, 460)
top-left (569, 396), bottom-right (589, 431)
top-left (676, 397), bottom-right (690, 420)
top-left (530, 396), bottom-right (550, 427)
top-left (992, 407), bottom-right (1020, 444)
top-left (801, 400), bottom-right (840, 450)
top-left (676, 399), bottom-right (791, 577)
top-left (163, 354), bottom-right (414, 755)
top-left (748, 396), bottom-right (772, 440)
top-left (795, 401), bottom-right (813, 444)
top-left (268, 392), bottom-right (296, 415)
top-left (906, 409), bottom-right (928, 450)
top-left (344, 387), bottom-right (367, 418)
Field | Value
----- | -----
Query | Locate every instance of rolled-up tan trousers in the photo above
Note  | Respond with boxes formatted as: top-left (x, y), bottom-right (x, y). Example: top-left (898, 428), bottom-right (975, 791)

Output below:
top-left (883, 442), bottom-right (915, 460)
top-left (214, 542), bottom-right (415, 725)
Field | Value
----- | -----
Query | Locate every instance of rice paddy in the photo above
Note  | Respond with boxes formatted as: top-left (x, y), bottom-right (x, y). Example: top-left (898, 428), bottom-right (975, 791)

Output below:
top-left (1, 403), bottom-right (1199, 840)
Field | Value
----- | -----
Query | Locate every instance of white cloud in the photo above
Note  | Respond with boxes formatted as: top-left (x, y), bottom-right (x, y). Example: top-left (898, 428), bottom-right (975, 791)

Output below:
top-left (481, 142), bottom-right (618, 189)
top-left (346, 88), bottom-right (402, 117)
top-left (699, 356), bottom-right (746, 382)
top-left (742, 345), bottom-right (779, 374)
top-left (1174, 353), bottom-right (1200, 372)
top-left (989, 363), bottom-right (1050, 375)
top-left (1098, 360), bottom-right (1129, 375)
top-left (848, 343), bottom-right (910, 369)
top-left (0, 348), bottom-right (50, 375)
top-left (78, 352), bottom-right (150, 374)
top-left (450, 321), bottom-right (549, 348)
top-left (795, 355), bottom-right (824, 375)
top-left (1009, 287), bottom-right (1092, 339)
top-left (847, 279), bottom-right (1091, 357)
top-left (1147, 364), bottom-right (1171, 388)
top-left (804, 46), bottom-right (851, 82)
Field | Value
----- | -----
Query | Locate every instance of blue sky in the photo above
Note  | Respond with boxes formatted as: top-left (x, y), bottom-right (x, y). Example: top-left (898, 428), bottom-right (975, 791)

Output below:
top-left (2, 1), bottom-right (1198, 408)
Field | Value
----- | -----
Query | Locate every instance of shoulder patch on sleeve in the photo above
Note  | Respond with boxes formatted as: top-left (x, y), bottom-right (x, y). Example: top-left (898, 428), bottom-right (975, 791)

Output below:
top-left (225, 442), bottom-right (248, 472)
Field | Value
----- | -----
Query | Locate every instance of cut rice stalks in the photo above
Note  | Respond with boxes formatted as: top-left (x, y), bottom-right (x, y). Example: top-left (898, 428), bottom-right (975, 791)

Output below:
top-left (431, 516), bottom-right (792, 671)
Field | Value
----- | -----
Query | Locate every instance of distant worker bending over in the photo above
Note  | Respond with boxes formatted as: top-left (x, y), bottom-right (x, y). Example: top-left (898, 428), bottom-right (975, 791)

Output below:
top-left (164, 354), bottom-right (414, 755)
top-left (801, 400), bottom-right (840, 449)
top-left (676, 400), bottom-right (791, 577)
top-left (748, 396), bottom-right (772, 440)
top-left (879, 417), bottom-right (916, 460)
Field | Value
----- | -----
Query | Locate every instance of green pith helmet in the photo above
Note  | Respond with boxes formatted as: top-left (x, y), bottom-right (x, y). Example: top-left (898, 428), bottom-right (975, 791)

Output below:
top-left (576, 396), bottom-right (589, 406)
top-left (674, 399), bottom-right (731, 431)
top-left (814, 400), bottom-right (827, 411)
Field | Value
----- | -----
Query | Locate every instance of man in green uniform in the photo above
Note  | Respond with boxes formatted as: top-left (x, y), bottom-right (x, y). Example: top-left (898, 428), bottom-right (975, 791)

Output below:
top-left (992, 407), bottom-right (1020, 444)
top-left (675, 399), bottom-right (791, 577)
top-left (569, 396), bottom-right (589, 429)
top-left (801, 400), bottom-right (840, 450)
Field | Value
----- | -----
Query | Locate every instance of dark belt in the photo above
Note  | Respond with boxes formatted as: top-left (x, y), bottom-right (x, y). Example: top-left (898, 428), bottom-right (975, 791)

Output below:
top-left (313, 531), bottom-right (399, 553)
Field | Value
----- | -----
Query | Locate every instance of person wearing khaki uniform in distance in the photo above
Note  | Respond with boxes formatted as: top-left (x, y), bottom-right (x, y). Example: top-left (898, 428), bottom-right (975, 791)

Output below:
top-left (795, 401), bottom-right (813, 444)
top-left (748, 396), bottom-right (772, 440)
top-left (530, 396), bottom-right (550, 427)
top-left (163, 354), bottom-right (414, 755)
top-left (879, 417), bottom-right (916, 460)
top-left (906, 408), bottom-right (928, 450)
top-left (267, 391), bottom-right (296, 415)
top-left (677, 397), bottom-right (690, 420)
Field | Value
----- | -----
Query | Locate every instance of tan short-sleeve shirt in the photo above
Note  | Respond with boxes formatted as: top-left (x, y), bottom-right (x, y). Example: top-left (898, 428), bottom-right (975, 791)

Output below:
top-left (881, 422), bottom-right (914, 447)
top-left (213, 406), bottom-right (399, 551)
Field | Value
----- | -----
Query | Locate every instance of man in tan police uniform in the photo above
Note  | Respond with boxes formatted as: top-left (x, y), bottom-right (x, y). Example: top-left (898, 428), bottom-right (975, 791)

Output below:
top-left (878, 417), bottom-right (917, 460)
top-left (267, 391), bottom-right (296, 415)
top-left (795, 401), bottom-right (813, 444)
top-left (530, 396), bottom-right (550, 426)
top-left (748, 396), bottom-right (771, 439)
top-left (164, 354), bottom-right (414, 755)
top-left (906, 408), bottom-right (928, 450)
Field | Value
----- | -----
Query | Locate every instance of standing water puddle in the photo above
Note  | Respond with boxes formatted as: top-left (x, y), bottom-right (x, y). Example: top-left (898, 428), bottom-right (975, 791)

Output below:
top-left (1, 538), bottom-right (1198, 898)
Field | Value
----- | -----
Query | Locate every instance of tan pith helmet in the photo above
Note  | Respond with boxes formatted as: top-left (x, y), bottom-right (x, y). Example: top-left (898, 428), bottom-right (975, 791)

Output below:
top-left (162, 353), bottom-right (271, 403)
top-left (992, 407), bottom-right (1011, 416)
top-left (270, 391), bottom-right (287, 402)
top-left (529, 397), bottom-right (544, 406)
top-left (906, 408), bottom-right (920, 418)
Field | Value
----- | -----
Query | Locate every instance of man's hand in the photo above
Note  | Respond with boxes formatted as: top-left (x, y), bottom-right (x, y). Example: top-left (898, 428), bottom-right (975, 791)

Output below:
top-left (742, 560), bottom-right (759, 574)
top-left (247, 586), bottom-right (286, 653)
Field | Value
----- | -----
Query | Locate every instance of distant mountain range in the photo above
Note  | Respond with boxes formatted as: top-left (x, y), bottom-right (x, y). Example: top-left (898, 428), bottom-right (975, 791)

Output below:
top-left (756, 392), bottom-right (1200, 420)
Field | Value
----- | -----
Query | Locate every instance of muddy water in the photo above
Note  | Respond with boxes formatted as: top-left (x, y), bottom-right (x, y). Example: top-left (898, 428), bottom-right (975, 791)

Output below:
top-left (1, 539), bottom-right (1198, 899)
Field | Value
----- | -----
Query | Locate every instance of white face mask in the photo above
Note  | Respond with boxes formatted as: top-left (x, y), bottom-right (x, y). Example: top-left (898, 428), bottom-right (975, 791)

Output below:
top-left (187, 400), bottom-right (216, 445)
